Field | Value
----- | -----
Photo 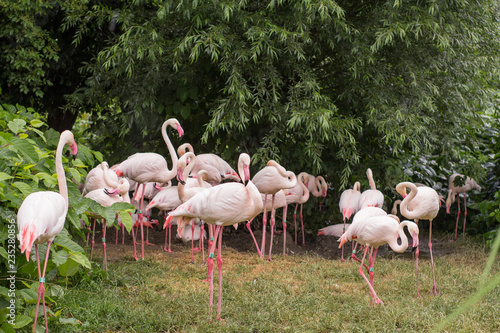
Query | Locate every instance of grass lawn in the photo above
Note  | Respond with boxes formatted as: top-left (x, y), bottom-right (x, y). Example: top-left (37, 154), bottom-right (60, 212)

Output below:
top-left (44, 231), bottom-right (499, 332)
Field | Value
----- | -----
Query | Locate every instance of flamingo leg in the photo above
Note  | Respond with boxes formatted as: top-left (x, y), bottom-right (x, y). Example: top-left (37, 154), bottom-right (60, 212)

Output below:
top-left (121, 224), bottom-right (125, 244)
top-left (163, 215), bottom-right (169, 252)
top-left (294, 203), bottom-right (299, 244)
top-left (341, 218), bottom-right (347, 262)
top-left (102, 219), bottom-right (107, 271)
top-left (415, 235), bottom-right (421, 298)
top-left (208, 225), bottom-right (222, 319)
top-left (282, 204), bottom-right (288, 255)
top-left (462, 195), bottom-right (468, 241)
top-left (429, 220), bottom-right (439, 295)
top-left (300, 202), bottom-right (305, 245)
top-left (454, 196), bottom-right (461, 241)
top-left (130, 216), bottom-right (139, 261)
top-left (191, 220), bottom-right (195, 263)
top-left (358, 246), bottom-right (383, 306)
top-left (267, 195), bottom-right (276, 261)
top-left (216, 226), bottom-right (224, 320)
top-left (138, 183), bottom-right (146, 259)
top-left (246, 218), bottom-right (262, 257)
top-left (34, 241), bottom-right (52, 332)
top-left (260, 194), bottom-right (269, 258)
top-left (115, 224), bottom-right (119, 245)
top-left (200, 221), bottom-right (206, 264)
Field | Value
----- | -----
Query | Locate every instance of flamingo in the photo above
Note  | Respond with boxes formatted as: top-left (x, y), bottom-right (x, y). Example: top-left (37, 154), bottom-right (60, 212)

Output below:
top-left (252, 160), bottom-right (297, 258)
top-left (166, 153), bottom-right (263, 320)
top-left (307, 174), bottom-right (328, 210)
top-left (146, 184), bottom-right (182, 252)
top-left (396, 181), bottom-right (440, 296)
top-left (391, 199), bottom-right (402, 215)
top-left (338, 215), bottom-right (419, 306)
top-left (114, 118), bottom-right (184, 259)
top-left (358, 168), bottom-right (384, 210)
top-left (132, 182), bottom-right (162, 246)
top-left (338, 181), bottom-right (361, 260)
top-left (177, 143), bottom-right (240, 184)
top-left (284, 172), bottom-right (310, 247)
top-left (17, 130), bottom-right (78, 332)
top-left (179, 218), bottom-right (207, 244)
top-left (85, 178), bottom-right (131, 269)
top-left (82, 161), bottom-right (119, 195)
top-left (446, 173), bottom-right (481, 241)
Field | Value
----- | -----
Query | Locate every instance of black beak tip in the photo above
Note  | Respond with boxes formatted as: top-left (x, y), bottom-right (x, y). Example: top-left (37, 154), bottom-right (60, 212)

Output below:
top-left (411, 246), bottom-right (417, 253)
top-left (244, 179), bottom-right (249, 186)
top-left (72, 154), bottom-right (77, 160)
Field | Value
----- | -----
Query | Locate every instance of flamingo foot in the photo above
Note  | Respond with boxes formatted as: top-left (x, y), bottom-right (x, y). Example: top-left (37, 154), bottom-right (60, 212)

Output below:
top-left (146, 241), bottom-right (155, 246)
top-left (193, 247), bottom-right (201, 252)
top-left (432, 285), bottom-right (439, 296)
top-left (134, 255), bottom-right (139, 261)
top-left (374, 298), bottom-right (384, 305)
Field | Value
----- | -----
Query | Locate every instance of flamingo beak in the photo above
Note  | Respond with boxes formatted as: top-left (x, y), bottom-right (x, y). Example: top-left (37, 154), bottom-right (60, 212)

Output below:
top-left (70, 142), bottom-right (78, 160)
top-left (176, 124), bottom-right (184, 138)
top-left (411, 232), bottom-right (419, 250)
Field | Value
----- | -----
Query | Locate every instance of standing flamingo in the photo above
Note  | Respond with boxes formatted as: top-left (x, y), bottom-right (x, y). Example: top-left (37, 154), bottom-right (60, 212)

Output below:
top-left (166, 153), bottom-right (263, 320)
top-left (177, 143), bottom-right (240, 184)
top-left (17, 130), bottom-right (78, 332)
top-left (338, 215), bottom-right (419, 306)
top-left (396, 181), bottom-right (440, 296)
top-left (85, 178), bottom-right (131, 270)
top-left (284, 172), bottom-right (310, 247)
top-left (114, 118), bottom-right (183, 259)
top-left (252, 160), bottom-right (297, 258)
top-left (446, 173), bottom-right (481, 241)
top-left (358, 168), bottom-right (384, 210)
top-left (338, 181), bottom-right (361, 261)
top-left (307, 174), bottom-right (328, 210)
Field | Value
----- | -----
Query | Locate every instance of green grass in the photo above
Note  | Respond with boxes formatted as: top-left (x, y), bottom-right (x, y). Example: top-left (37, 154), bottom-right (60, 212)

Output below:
top-left (47, 235), bottom-right (499, 332)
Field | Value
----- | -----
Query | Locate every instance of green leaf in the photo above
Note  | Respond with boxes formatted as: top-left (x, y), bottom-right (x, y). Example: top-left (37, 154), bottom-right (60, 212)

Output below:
top-left (0, 172), bottom-right (13, 182)
top-left (12, 182), bottom-right (33, 197)
top-left (1, 322), bottom-right (16, 333)
top-left (69, 168), bottom-right (81, 184)
top-left (59, 317), bottom-right (80, 325)
top-left (52, 250), bottom-right (69, 266)
top-left (117, 211), bottom-right (133, 233)
top-left (29, 119), bottom-right (44, 128)
top-left (12, 315), bottom-right (32, 329)
top-left (0, 247), bottom-right (8, 260)
top-left (68, 251), bottom-right (91, 269)
top-left (9, 137), bottom-right (39, 163)
top-left (7, 119), bottom-right (26, 134)
top-left (57, 257), bottom-right (81, 277)
top-left (53, 234), bottom-right (84, 254)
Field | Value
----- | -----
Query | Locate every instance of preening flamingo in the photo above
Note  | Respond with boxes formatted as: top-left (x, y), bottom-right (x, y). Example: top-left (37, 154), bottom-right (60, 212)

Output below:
top-left (177, 143), bottom-right (240, 184)
top-left (338, 215), bottom-right (419, 306)
top-left (166, 153), bottom-right (263, 320)
top-left (338, 181), bottom-right (361, 260)
top-left (358, 168), bottom-right (384, 210)
top-left (306, 174), bottom-right (328, 210)
top-left (252, 160), bottom-right (297, 258)
top-left (285, 172), bottom-right (310, 247)
top-left (17, 130), bottom-right (78, 332)
top-left (396, 181), bottom-right (440, 296)
top-left (317, 223), bottom-right (351, 237)
top-left (446, 173), bottom-right (481, 241)
top-left (114, 118), bottom-right (184, 259)
top-left (391, 199), bottom-right (402, 215)
top-left (85, 178), bottom-right (131, 269)
top-left (82, 161), bottom-right (119, 195)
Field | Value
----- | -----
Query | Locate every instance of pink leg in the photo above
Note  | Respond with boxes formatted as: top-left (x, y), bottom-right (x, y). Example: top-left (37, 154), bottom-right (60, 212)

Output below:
top-left (115, 225), bottom-right (119, 245)
top-left (90, 219), bottom-right (96, 261)
top-left (294, 203), bottom-right (299, 244)
top-left (208, 225), bottom-right (222, 319)
top-left (282, 205), bottom-right (288, 255)
top-left (86, 225), bottom-right (90, 246)
top-left (267, 195), bottom-right (276, 261)
top-left (429, 220), bottom-right (439, 295)
top-left (300, 203), bottom-right (305, 246)
top-left (130, 220), bottom-right (138, 261)
top-left (102, 219), bottom-right (107, 271)
top-left (246, 218), bottom-right (262, 257)
top-left (216, 227), bottom-right (223, 320)
top-left (200, 221), bottom-right (206, 264)
top-left (341, 218), bottom-right (347, 262)
top-left (121, 224), bottom-right (125, 244)
top-left (415, 239), bottom-right (421, 298)
top-left (139, 184), bottom-right (146, 259)
top-left (454, 196), bottom-right (461, 241)
top-left (260, 194), bottom-right (269, 258)
top-left (191, 220), bottom-right (195, 263)
top-left (463, 195), bottom-right (468, 241)
top-left (358, 246), bottom-right (383, 306)
top-left (34, 241), bottom-right (52, 332)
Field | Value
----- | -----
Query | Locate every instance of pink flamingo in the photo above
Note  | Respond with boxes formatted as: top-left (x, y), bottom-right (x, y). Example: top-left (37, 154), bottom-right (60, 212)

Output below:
top-left (338, 215), bottom-right (419, 306)
top-left (358, 168), bottom-right (384, 210)
top-left (446, 173), bottom-right (481, 241)
top-left (307, 174), bottom-right (328, 210)
top-left (146, 184), bottom-right (182, 252)
top-left (114, 118), bottom-right (183, 260)
top-left (391, 199), bottom-right (402, 215)
top-left (17, 130), bottom-right (78, 332)
top-left (82, 161), bottom-right (119, 195)
top-left (85, 178), bottom-right (131, 269)
top-left (177, 143), bottom-right (240, 184)
top-left (251, 160), bottom-right (297, 258)
top-left (317, 223), bottom-right (351, 237)
top-left (396, 181), bottom-right (440, 296)
top-left (338, 181), bottom-right (361, 261)
top-left (166, 153), bottom-right (263, 320)
top-left (284, 172), bottom-right (310, 247)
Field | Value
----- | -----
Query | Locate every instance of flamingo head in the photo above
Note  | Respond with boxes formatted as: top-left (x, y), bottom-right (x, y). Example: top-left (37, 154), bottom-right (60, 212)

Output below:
top-left (176, 124), bottom-right (184, 138)
top-left (177, 167), bottom-right (185, 185)
top-left (70, 141), bottom-right (78, 160)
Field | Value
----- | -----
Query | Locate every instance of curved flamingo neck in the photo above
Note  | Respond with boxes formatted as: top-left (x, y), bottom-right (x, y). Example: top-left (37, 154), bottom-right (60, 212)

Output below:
top-left (56, 131), bottom-right (73, 209)
top-left (162, 119), bottom-right (182, 180)
top-left (102, 162), bottom-right (118, 188)
top-left (387, 221), bottom-right (411, 252)
top-left (367, 168), bottom-right (376, 190)
top-left (353, 181), bottom-right (361, 192)
top-left (397, 182), bottom-right (419, 219)
top-left (298, 173), bottom-right (310, 203)
top-left (267, 160), bottom-right (297, 187)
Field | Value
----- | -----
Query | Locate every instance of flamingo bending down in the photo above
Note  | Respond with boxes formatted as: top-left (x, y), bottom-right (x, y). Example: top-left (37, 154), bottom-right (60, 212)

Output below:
top-left (82, 161), bottom-right (119, 195)
top-left (284, 172), bottom-right (310, 247)
top-left (446, 173), bottom-right (481, 241)
top-left (396, 181), bottom-right (440, 296)
top-left (317, 223), bottom-right (351, 237)
top-left (251, 160), bottom-right (297, 258)
top-left (339, 215), bottom-right (419, 306)
top-left (17, 130), bottom-right (78, 332)
top-left (114, 118), bottom-right (183, 260)
top-left (338, 181), bottom-right (361, 260)
top-left (166, 153), bottom-right (263, 320)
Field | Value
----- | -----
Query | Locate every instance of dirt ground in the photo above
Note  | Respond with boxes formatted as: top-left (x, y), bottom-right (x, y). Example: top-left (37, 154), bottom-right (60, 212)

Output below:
top-left (87, 219), bottom-right (458, 263)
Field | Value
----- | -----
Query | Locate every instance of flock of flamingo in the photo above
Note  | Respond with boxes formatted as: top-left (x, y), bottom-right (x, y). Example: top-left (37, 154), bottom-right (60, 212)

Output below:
top-left (16, 118), bottom-right (481, 330)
